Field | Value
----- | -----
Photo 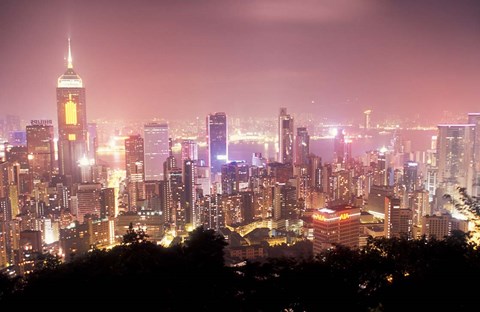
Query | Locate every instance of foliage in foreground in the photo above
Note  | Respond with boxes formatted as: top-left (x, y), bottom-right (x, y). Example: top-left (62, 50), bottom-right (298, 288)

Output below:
top-left (1, 228), bottom-right (480, 311)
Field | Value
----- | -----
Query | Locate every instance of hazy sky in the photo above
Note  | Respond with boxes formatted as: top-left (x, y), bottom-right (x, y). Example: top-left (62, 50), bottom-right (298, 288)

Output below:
top-left (1, 0), bottom-right (480, 122)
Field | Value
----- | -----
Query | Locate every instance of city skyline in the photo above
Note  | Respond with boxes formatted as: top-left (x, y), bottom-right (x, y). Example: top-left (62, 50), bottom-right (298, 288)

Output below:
top-left (1, 1), bottom-right (480, 122)
top-left (3, 2), bottom-right (480, 299)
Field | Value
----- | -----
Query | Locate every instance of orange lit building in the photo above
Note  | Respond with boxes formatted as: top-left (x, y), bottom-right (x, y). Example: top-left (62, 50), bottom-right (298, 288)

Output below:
top-left (56, 39), bottom-right (87, 186)
top-left (312, 205), bottom-right (361, 254)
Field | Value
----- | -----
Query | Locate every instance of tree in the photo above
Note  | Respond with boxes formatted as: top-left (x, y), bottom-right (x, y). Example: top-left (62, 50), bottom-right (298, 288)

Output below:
top-left (184, 226), bottom-right (227, 269)
top-left (444, 187), bottom-right (480, 242)
top-left (122, 222), bottom-right (149, 245)
top-left (35, 253), bottom-right (62, 272)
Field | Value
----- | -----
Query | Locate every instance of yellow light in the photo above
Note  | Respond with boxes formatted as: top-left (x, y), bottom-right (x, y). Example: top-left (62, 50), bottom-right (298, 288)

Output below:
top-left (313, 214), bottom-right (326, 221)
top-left (339, 213), bottom-right (350, 220)
top-left (68, 134), bottom-right (76, 141)
top-left (65, 94), bottom-right (77, 125)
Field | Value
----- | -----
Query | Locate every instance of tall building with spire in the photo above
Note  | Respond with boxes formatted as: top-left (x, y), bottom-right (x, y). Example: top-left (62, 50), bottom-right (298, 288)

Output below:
top-left (56, 39), bottom-right (87, 186)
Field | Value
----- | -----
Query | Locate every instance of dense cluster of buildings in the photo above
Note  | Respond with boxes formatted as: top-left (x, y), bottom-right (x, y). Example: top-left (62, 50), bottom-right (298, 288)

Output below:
top-left (0, 40), bottom-right (477, 275)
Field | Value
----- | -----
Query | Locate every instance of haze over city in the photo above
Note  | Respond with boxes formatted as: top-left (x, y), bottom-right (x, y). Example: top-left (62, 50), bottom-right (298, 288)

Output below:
top-left (1, 0), bottom-right (480, 122)
top-left (3, 2), bottom-right (480, 309)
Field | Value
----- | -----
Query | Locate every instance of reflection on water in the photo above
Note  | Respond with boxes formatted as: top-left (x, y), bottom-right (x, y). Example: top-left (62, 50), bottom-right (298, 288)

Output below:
top-left (97, 129), bottom-right (437, 170)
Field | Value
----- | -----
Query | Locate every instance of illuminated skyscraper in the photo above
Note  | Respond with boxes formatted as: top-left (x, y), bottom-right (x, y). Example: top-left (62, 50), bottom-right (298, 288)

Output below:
top-left (207, 112), bottom-right (228, 178)
top-left (100, 187), bottom-right (116, 218)
top-left (384, 196), bottom-right (412, 239)
top-left (26, 121), bottom-right (55, 182)
top-left (436, 124), bottom-right (475, 198)
top-left (144, 123), bottom-right (169, 181)
top-left (183, 159), bottom-right (197, 227)
top-left (295, 127), bottom-right (309, 166)
top-left (56, 39), bottom-right (87, 186)
top-left (468, 113), bottom-right (480, 197)
top-left (181, 139), bottom-right (198, 180)
top-left (221, 161), bottom-right (249, 196)
top-left (403, 161), bottom-right (418, 193)
top-left (87, 123), bottom-right (98, 164)
top-left (278, 108), bottom-right (294, 164)
top-left (312, 205), bottom-right (361, 253)
top-left (125, 135), bottom-right (145, 211)
top-left (334, 129), bottom-right (346, 165)
top-left (181, 139), bottom-right (198, 162)
top-left (364, 110), bottom-right (372, 131)
top-left (76, 183), bottom-right (101, 224)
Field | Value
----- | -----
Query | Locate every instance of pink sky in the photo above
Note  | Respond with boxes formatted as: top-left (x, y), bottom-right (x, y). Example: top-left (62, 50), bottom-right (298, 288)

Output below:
top-left (1, 0), bottom-right (480, 122)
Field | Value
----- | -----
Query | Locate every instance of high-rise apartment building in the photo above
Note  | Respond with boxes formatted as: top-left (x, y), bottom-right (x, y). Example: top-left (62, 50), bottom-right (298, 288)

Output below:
top-left (100, 187), bottom-right (116, 218)
top-left (144, 123), bottom-right (169, 181)
top-left (207, 112), bottom-right (228, 178)
top-left (56, 39), bottom-right (88, 186)
top-left (384, 196), bottom-right (412, 239)
top-left (183, 159), bottom-right (197, 227)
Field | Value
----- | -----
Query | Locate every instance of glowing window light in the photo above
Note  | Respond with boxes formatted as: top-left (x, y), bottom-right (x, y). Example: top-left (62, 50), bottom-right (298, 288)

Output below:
top-left (68, 134), bottom-right (76, 141)
top-left (65, 94), bottom-right (77, 125)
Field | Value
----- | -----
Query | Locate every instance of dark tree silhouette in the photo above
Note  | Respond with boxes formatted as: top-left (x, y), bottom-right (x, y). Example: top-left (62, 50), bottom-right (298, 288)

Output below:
top-left (122, 222), bottom-right (149, 245)
top-left (2, 224), bottom-right (480, 311)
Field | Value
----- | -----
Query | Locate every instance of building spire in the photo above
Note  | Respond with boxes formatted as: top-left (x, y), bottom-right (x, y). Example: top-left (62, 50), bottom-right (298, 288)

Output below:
top-left (67, 38), bottom-right (73, 69)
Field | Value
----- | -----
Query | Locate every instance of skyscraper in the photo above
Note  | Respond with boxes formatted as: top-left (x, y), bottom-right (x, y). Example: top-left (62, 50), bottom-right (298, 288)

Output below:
top-left (181, 139), bottom-right (198, 163)
top-left (384, 196), bottom-right (412, 239)
top-left (403, 161), bottom-right (418, 193)
top-left (100, 187), bottom-right (116, 218)
top-left (436, 124), bottom-right (475, 198)
top-left (364, 110), bottom-right (372, 131)
top-left (56, 39), bottom-right (87, 186)
top-left (278, 108), bottom-right (294, 164)
top-left (207, 112), bottom-right (228, 179)
top-left (87, 123), bottom-right (98, 164)
top-left (125, 135), bottom-right (145, 211)
top-left (334, 129), bottom-right (346, 165)
top-left (26, 121), bottom-right (55, 182)
top-left (144, 123), bottom-right (169, 181)
top-left (468, 113), bottom-right (480, 197)
top-left (183, 159), bottom-right (197, 227)
top-left (312, 205), bottom-right (361, 253)
top-left (295, 127), bottom-right (309, 166)
top-left (76, 183), bottom-right (101, 223)
top-left (221, 161), bottom-right (249, 196)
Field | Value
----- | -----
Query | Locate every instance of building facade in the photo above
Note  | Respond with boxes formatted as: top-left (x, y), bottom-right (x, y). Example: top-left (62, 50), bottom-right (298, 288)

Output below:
top-left (56, 39), bottom-right (88, 186)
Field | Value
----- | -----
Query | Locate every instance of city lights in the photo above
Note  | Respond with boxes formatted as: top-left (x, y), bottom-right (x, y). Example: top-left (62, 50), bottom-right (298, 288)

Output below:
top-left (1, 2), bottom-right (480, 308)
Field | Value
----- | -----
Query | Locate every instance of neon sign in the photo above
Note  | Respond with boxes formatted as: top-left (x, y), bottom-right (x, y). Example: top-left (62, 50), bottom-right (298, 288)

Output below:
top-left (339, 213), bottom-right (350, 220)
top-left (313, 214), bottom-right (325, 221)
